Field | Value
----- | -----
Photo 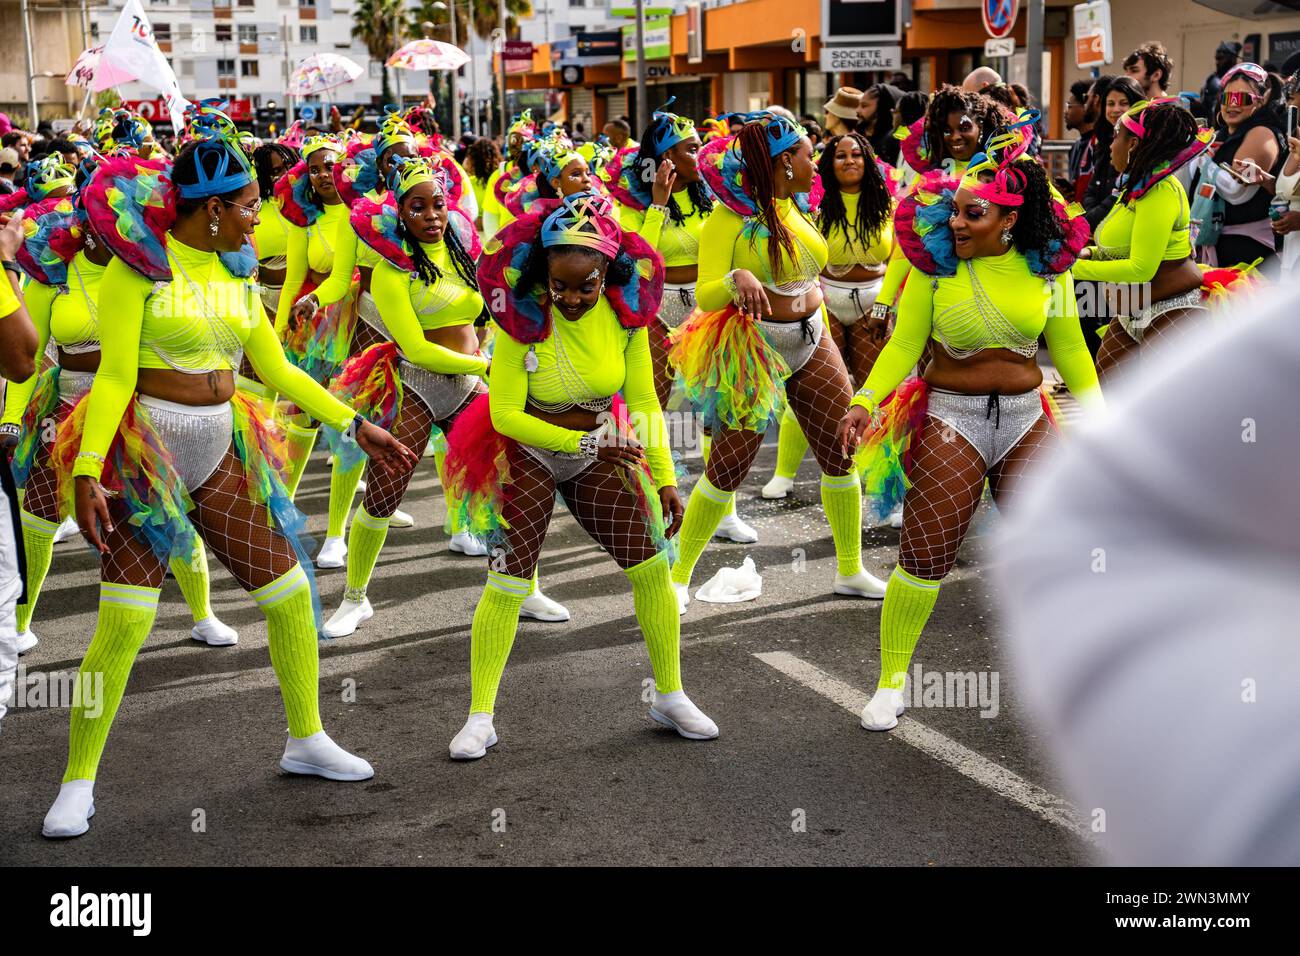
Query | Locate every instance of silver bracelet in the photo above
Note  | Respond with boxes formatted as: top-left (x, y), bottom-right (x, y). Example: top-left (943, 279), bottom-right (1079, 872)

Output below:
top-left (648, 203), bottom-right (670, 216)
top-left (577, 433), bottom-right (600, 458)
top-left (869, 302), bottom-right (891, 321)
top-left (75, 451), bottom-right (106, 465)
top-left (722, 269), bottom-right (741, 304)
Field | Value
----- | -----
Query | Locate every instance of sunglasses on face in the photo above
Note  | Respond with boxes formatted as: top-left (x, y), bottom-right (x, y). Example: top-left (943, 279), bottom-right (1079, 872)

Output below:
top-left (1223, 90), bottom-right (1261, 108)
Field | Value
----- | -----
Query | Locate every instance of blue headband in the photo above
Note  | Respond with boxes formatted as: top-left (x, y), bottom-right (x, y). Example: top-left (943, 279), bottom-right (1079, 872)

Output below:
top-left (735, 110), bottom-right (806, 156)
top-left (647, 97), bottom-right (698, 156)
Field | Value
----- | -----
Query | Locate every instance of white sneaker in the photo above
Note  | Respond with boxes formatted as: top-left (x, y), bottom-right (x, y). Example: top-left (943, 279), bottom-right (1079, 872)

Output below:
top-left (42, 779), bottom-right (95, 838)
top-left (674, 582), bottom-right (690, 615)
top-left (448, 531), bottom-right (488, 556)
top-left (15, 631), bottom-right (37, 655)
top-left (449, 712), bottom-right (498, 760)
top-left (323, 598), bottom-right (373, 638)
top-left (316, 536), bottom-right (347, 569)
top-left (649, 690), bottom-right (719, 740)
top-left (861, 687), bottom-right (906, 731)
top-left (834, 569), bottom-right (888, 599)
top-left (519, 589), bottom-right (570, 623)
top-left (190, 616), bottom-right (238, 647)
top-left (714, 512), bottom-right (758, 543)
top-left (761, 475), bottom-right (795, 499)
top-left (53, 517), bottom-right (80, 544)
top-left (389, 509), bottom-right (415, 529)
top-left (279, 730), bottom-right (374, 781)
top-left (356, 479), bottom-right (368, 493)
top-left (889, 503), bottom-right (904, 529)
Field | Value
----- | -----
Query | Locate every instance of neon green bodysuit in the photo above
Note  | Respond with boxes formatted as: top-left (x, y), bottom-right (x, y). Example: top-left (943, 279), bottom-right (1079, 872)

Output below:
top-left (696, 198), bottom-right (829, 311)
top-left (1071, 176), bottom-right (1193, 283)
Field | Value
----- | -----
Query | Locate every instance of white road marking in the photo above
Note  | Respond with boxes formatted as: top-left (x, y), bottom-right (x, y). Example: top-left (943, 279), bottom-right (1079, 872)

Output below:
top-left (753, 650), bottom-right (1090, 839)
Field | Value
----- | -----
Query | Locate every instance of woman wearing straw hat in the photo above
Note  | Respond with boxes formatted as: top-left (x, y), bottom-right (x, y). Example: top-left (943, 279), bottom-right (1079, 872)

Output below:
top-left (824, 88), bottom-right (863, 138)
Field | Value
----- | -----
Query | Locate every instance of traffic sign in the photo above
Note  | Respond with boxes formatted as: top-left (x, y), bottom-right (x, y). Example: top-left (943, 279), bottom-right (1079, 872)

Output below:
top-left (1073, 0), bottom-right (1112, 69)
top-left (984, 37), bottom-right (1015, 58)
top-left (982, 0), bottom-right (1020, 40)
top-left (299, 105), bottom-right (317, 121)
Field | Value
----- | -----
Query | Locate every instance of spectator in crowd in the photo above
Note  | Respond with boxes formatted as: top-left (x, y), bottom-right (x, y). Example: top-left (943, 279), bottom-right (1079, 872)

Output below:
top-left (1, 133), bottom-right (29, 187)
top-left (1192, 62), bottom-right (1285, 276)
top-left (1066, 79), bottom-right (1099, 202)
top-left (602, 118), bottom-right (633, 149)
top-left (1270, 124), bottom-right (1300, 280)
top-left (822, 86), bottom-right (861, 138)
top-left (1201, 40), bottom-right (1242, 122)
top-left (0, 149), bottom-right (18, 195)
top-left (961, 66), bottom-right (1001, 92)
top-left (859, 83), bottom-right (903, 165)
top-left (1082, 75), bottom-right (1144, 230)
top-left (891, 89), bottom-right (929, 136)
top-left (1124, 41), bottom-right (1174, 99)
top-left (0, 210), bottom-right (40, 732)
top-left (802, 118), bottom-right (824, 148)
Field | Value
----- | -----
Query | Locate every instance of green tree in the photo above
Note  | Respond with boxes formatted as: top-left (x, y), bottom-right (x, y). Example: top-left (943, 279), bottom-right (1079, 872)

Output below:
top-left (351, 0), bottom-right (405, 105)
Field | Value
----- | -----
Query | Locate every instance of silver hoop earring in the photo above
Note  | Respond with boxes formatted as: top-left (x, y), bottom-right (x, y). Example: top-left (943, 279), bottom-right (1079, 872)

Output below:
top-left (1000, 227), bottom-right (1012, 245)
top-left (209, 217), bottom-right (220, 237)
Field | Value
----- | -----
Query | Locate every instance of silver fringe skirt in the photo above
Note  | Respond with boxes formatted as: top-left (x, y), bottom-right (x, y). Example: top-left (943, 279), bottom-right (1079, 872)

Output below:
top-left (658, 283), bottom-right (697, 329)
top-left (1117, 288), bottom-right (1207, 344)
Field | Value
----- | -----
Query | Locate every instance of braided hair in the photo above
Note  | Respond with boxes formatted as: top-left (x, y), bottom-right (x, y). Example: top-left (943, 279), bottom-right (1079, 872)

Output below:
top-left (991, 160), bottom-right (1065, 255)
top-left (924, 86), bottom-right (1006, 166)
top-left (737, 120), bottom-right (797, 283)
top-left (399, 213), bottom-right (489, 324)
top-left (816, 132), bottom-right (891, 249)
top-left (1119, 102), bottom-right (1199, 203)
top-left (253, 143), bottom-right (297, 200)
top-left (632, 120), bottom-right (714, 225)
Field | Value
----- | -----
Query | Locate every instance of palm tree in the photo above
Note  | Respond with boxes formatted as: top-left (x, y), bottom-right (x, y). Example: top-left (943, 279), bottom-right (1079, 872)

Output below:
top-left (352, 0), bottom-right (406, 105)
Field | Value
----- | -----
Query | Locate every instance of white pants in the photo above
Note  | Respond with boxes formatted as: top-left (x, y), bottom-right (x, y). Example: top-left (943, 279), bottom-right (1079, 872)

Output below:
top-left (0, 461), bottom-right (23, 730)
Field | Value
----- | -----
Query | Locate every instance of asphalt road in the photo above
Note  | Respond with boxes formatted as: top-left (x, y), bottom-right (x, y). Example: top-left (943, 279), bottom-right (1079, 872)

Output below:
top-left (0, 436), bottom-right (1094, 866)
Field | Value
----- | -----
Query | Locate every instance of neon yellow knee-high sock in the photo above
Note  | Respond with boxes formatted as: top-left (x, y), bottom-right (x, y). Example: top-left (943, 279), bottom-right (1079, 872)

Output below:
top-left (821, 472), bottom-right (864, 576)
top-left (434, 445), bottom-right (467, 534)
top-left (326, 458), bottom-right (366, 539)
top-left (625, 551), bottom-right (682, 693)
top-left (670, 475), bottom-right (734, 587)
top-left (63, 583), bottom-right (160, 782)
top-left (283, 422), bottom-right (319, 501)
top-left (469, 570), bottom-right (530, 715)
top-left (344, 507), bottom-right (390, 602)
top-left (699, 433), bottom-right (736, 518)
top-left (168, 537), bottom-right (216, 623)
top-left (878, 566), bottom-right (941, 690)
top-left (775, 404), bottom-right (810, 480)
top-left (251, 565), bottom-right (322, 738)
top-left (16, 511), bottom-right (57, 634)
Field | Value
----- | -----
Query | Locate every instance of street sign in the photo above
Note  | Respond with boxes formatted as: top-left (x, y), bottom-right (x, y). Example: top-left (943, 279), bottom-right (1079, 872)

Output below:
top-left (984, 37), bottom-right (1015, 58)
top-left (576, 31), bottom-right (621, 59)
top-left (1072, 0), bottom-right (1112, 69)
top-left (299, 105), bottom-right (317, 122)
top-left (610, 6), bottom-right (673, 16)
top-left (819, 45), bottom-right (902, 73)
top-left (982, 0), bottom-right (1020, 40)
top-left (623, 17), bottom-right (671, 61)
top-left (503, 41), bottom-right (535, 60)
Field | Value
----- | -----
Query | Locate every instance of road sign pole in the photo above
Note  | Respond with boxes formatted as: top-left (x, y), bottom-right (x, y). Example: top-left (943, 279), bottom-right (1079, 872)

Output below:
top-left (634, 0), bottom-right (648, 135)
top-left (1026, 0), bottom-right (1043, 109)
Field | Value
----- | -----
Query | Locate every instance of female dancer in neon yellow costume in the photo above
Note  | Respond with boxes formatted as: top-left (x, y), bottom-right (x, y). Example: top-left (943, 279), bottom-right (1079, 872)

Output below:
top-left (0, 161), bottom-right (237, 654)
top-left (320, 157), bottom-right (518, 635)
top-left (668, 112), bottom-right (888, 611)
top-left (442, 191), bottom-right (717, 758)
top-left (41, 111), bottom-right (417, 838)
top-left (480, 110), bottom-right (538, 238)
top-left (761, 129), bottom-right (902, 501)
top-left (840, 126), bottom-right (1100, 731)
top-left (605, 103), bottom-right (760, 547)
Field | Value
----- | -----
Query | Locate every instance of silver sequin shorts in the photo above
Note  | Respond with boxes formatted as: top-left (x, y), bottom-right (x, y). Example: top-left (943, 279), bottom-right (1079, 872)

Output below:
top-left (925, 388), bottom-right (1044, 470)
top-left (259, 283), bottom-right (282, 317)
top-left (138, 396), bottom-right (233, 493)
top-left (398, 358), bottom-right (481, 423)
top-left (658, 283), bottom-right (697, 329)
top-left (820, 276), bottom-right (883, 326)
top-left (1117, 288), bottom-right (1207, 344)
top-left (756, 309), bottom-right (825, 374)
top-left (57, 369), bottom-right (95, 406)
top-left (517, 426), bottom-right (607, 483)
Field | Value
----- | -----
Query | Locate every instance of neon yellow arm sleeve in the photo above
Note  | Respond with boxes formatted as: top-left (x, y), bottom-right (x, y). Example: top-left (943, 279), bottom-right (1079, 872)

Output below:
top-left (878, 244), bottom-right (912, 309)
top-left (274, 223), bottom-right (309, 336)
top-left (488, 323), bottom-right (584, 454)
top-left (311, 225), bottom-right (358, 307)
top-left (619, 203), bottom-right (666, 252)
top-left (0, 272), bottom-right (19, 317)
top-left (622, 326), bottom-right (675, 489)
top-left (243, 305), bottom-right (354, 430)
top-left (850, 269), bottom-right (934, 412)
top-left (1, 280), bottom-right (55, 426)
top-left (1041, 272), bottom-right (1103, 409)
top-left (72, 259), bottom-right (146, 479)
top-left (1072, 186), bottom-right (1181, 283)
top-left (695, 207), bottom-right (744, 312)
top-left (371, 262), bottom-right (489, 376)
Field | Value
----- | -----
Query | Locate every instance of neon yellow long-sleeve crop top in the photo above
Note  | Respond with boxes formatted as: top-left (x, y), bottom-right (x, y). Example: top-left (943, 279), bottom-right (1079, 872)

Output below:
top-left (696, 198), bottom-right (829, 311)
top-left (1, 254), bottom-right (104, 426)
top-left (274, 201), bottom-right (350, 334)
top-left (370, 247), bottom-right (489, 377)
top-left (851, 249), bottom-right (1101, 412)
top-left (488, 300), bottom-right (676, 490)
top-left (311, 217), bottom-right (382, 309)
top-left (1072, 176), bottom-right (1192, 284)
top-left (252, 200), bottom-right (291, 269)
top-left (73, 237), bottom-right (355, 481)
top-left (822, 192), bottom-right (895, 272)
top-left (616, 192), bottom-right (709, 268)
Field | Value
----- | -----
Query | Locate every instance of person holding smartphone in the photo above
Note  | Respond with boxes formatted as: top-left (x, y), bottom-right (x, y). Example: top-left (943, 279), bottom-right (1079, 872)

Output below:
top-left (1268, 104), bottom-right (1300, 279)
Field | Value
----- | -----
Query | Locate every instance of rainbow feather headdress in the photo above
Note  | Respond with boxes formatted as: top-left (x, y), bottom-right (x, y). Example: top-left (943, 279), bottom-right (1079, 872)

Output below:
top-left (25, 154), bottom-right (77, 201)
top-left (351, 155), bottom-right (480, 274)
top-left (17, 194), bottom-right (85, 287)
top-left (698, 113), bottom-right (816, 220)
top-left (478, 190), bottom-right (663, 344)
top-left (176, 104), bottom-right (255, 200)
top-left (508, 109), bottom-right (538, 143)
top-left (92, 107), bottom-right (153, 154)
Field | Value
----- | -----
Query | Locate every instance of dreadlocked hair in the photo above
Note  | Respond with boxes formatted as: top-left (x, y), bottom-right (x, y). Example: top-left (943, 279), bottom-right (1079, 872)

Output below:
top-left (924, 87), bottom-right (1007, 166)
top-left (1119, 102), bottom-right (1198, 204)
top-left (253, 143), bottom-right (298, 200)
top-left (466, 137), bottom-right (502, 183)
top-left (736, 121), bottom-right (796, 283)
top-left (994, 160), bottom-right (1066, 255)
top-left (816, 132), bottom-right (892, 250)
top-left (515, 242), bottom-right (635, 303)
top-left (632, 122), bottom-right (715, 225)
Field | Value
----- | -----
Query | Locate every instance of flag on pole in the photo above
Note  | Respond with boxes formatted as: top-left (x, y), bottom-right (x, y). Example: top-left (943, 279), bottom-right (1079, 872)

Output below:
top-left (94, 0), bottom-right (189, 130)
